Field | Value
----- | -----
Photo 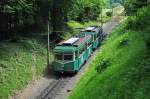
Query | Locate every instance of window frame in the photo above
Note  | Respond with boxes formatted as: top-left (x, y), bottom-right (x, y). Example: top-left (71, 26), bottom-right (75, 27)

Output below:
top-left (63, 53), bottom-right (73, 61)
top-left (55, 53), bottom-right (63, 60)
top-left (55, 52), bottom-right (74, 61)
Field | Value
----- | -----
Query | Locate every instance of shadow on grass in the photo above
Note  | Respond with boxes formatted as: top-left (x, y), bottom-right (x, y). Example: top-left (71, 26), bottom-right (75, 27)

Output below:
top-left (42, 63), bottom-right (59, 80)
top-left (0, 42), bottom-right (21, 61)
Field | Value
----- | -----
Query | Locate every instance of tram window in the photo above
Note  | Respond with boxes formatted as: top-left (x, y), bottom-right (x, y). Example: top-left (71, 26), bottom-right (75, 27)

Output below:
top-left (79, 43), bottom-right (88, 54)
top-left (75, 51), bottom-right (78, 58)
top-left (85, 45), bottom-right (87, 49)
top-left (64, 54), bottom-right (73, 60)
top-left (97, 32), bottom-right (100, 37)
top-left (55, 53), bottom-right (63, 60)
top-left (88, 41), bottom-right (92, 46)
top-left (87, 30), bottom-right (92, 32)
top-left (79, 49), bottom-right (82, 55)
top-left (82, 46), bottom-right (85, 52)
top-left (94, 34), bottom-right (97, 40)
top-left (79, 47), bottom-right (84, 55)
top-left (92, 35), bottom-right (95, 41)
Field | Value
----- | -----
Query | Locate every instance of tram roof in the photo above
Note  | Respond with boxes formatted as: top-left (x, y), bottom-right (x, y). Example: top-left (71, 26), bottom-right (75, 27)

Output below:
top-left (54, 35), bottom-right (92, 52)
top-left (83, 26), bottom-right (102, 32)
top-left (63, 38), bottom-right (79, 44)
top-left (85, 27), bottom-right (96, 31)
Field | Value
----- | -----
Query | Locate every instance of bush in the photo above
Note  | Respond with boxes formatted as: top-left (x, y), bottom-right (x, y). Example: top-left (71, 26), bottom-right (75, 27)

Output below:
top-left (106, 11), bottom-right (112, 17)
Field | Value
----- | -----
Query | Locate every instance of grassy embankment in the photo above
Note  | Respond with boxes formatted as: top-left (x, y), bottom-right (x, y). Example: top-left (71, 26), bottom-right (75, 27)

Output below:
top-left (68, 5), bottom-right (150, 99)
top-left (0, 35), bottom-right (54, 99)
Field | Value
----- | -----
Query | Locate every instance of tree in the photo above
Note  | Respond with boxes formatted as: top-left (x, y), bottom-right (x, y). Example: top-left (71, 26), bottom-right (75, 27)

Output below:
top-left (123, 0), bottom-right (148, 15)
top-left (0, 0), bottom-right (105, 41)
top-left (0, 0), bottom-right (34, 40)
top-left (50, 0), bottom-right (77, 40)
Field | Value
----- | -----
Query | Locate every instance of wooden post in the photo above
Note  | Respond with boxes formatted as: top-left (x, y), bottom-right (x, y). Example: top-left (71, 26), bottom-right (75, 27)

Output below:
top-left (101, 5), bottom-right (103, 28)
top-left (47, 14), bottom-right (50, 67)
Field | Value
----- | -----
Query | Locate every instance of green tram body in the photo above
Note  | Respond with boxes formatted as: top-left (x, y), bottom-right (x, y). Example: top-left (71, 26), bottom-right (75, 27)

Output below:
top-left (80, 26), bottom-right (103, 50)
top-left (52, 26), bottom-right (103, 73)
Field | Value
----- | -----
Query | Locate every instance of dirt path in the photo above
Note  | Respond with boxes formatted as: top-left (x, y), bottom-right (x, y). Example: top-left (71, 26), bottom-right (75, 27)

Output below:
top-left (9, 51), bottom-right (56, 99)
top-left (10, 75), bottom-right (57, 99)
top-left (9, 17), bottom-right (123, 99)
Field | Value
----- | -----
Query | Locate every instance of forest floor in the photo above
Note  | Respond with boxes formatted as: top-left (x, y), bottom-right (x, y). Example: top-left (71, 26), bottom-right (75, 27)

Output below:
top-left (9, 16), bottom-right (123, 99)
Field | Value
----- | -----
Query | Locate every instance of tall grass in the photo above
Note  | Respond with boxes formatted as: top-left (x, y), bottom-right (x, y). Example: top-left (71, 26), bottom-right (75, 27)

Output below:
top-left (68, 5), bottom-right (150, 99)
top-left (0, 38), bottom-right (53, 99)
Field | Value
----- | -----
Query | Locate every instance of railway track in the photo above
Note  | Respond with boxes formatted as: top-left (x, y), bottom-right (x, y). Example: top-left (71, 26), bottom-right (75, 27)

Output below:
top-left (37, 75), bottom-right (71, 99)
top-left (36, 19), bottom-right (120, 99)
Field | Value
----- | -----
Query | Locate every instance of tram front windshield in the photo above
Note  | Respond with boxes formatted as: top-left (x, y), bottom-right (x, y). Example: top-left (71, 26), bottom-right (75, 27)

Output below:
top-left (55, 52), bottom-right (73, 61)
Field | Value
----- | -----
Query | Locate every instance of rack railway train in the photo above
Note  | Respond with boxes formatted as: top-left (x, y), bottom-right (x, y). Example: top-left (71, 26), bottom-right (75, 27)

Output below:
top-left (52, 26), bottom-right (103, 73)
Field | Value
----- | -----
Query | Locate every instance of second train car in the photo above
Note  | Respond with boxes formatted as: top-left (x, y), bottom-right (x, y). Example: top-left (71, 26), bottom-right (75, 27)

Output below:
top-left (80, 26), bottom-right (103, 50)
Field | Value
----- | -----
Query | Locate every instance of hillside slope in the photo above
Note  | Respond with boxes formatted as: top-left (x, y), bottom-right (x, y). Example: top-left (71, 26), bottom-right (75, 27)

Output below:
top-left (0, 36), bottom-right (54, 99)
top-left (68, 5), bottom-right (150, 99)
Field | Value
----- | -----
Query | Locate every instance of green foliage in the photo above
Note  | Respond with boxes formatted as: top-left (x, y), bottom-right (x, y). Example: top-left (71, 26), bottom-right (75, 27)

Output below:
top-left (96, 58), bottom-right (111, 73)
top-left (106, 11), bottom-right (112, 17)
top-left (75, 0), bottom-right (105, 22)
top-left (67, 21), bottom-right (84, 29)
top-left (0, 0), bottom-right (52, 40)
top-left (65, 19), bottom-right (110, 40)
top-left (68, 4), bottom-right (150, 99)
top-left (0, 0), bottom-right (106, 40)
top-left (0, 38), bottom-right (53, 99)
top-left (50, 0), bottom-right (105, 39)
top-left (123, 0), bottom-right (149, 15)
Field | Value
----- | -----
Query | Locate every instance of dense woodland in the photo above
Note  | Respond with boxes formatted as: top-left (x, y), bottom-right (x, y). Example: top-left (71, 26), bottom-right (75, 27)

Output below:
top-left (0, 0), bottom-right (105, 41)
top-left (1, 0), bottom-right (148, 40)
top-left (1, 0), bottom-right (147, 41)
